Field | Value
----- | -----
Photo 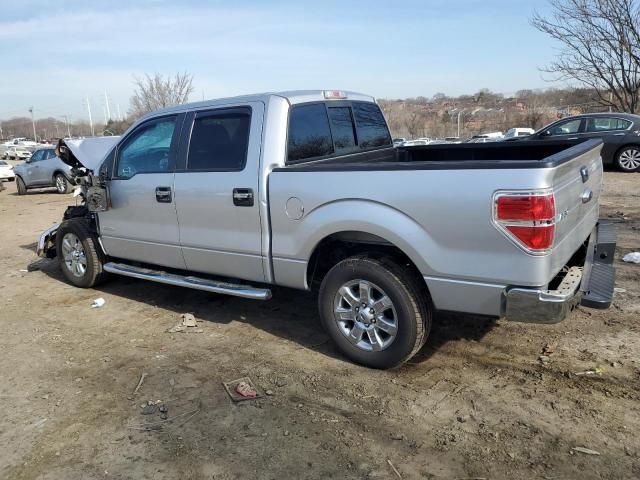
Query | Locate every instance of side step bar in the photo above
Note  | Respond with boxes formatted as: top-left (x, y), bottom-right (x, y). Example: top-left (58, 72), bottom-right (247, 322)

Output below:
top-left (103, 262), bottom-right (272, 300)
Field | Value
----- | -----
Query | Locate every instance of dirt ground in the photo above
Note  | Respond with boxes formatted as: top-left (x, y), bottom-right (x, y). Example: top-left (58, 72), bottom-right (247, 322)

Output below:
top-left (0, 171), bottom-right (638, 480)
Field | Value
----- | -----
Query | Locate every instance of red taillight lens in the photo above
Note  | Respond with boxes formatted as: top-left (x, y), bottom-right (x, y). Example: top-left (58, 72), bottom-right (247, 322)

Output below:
top-left (496, 194), bottom-right (555, 221)
top-left (494, 192), bottom-right (556, 253)
top-left (505, 225), bottom-right (555, 250)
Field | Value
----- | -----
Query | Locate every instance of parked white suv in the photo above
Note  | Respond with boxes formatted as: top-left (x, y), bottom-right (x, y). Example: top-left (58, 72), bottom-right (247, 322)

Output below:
top-left (3, 146), bottom-right (32, 160)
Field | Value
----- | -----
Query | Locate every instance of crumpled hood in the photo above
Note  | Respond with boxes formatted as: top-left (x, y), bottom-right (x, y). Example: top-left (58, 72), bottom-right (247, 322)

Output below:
top-left (56, 136), bottom-right (120, 172)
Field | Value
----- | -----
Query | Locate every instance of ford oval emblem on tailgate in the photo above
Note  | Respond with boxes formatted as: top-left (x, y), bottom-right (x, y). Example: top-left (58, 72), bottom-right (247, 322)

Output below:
top-left (580, 166), bottom-right (589, 183)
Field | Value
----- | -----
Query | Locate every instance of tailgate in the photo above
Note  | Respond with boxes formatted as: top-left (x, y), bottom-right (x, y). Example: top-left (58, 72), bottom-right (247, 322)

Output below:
top-left (548, 139), bottom-right (603, 276)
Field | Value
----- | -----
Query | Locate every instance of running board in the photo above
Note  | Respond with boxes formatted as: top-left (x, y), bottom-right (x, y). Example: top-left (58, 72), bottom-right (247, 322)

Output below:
top-left (103, 262), bottom-right (272, 300)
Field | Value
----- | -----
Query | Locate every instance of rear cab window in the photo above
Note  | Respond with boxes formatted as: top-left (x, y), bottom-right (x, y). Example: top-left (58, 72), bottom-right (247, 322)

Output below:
top-left (287, 101), bottom-right (391, 164)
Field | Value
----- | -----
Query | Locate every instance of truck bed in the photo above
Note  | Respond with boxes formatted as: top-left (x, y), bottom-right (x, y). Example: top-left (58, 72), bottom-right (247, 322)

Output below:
top-left (274, 139), bottom-right (596, 171)
top-left (268, 139), bottom-right (603, 317)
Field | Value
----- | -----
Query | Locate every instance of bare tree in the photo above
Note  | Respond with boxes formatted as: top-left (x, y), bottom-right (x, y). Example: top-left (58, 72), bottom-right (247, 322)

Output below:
top-left (531, 0), bottom-right (640, 112)
top-left (129, 72), bottom-right (194, 118)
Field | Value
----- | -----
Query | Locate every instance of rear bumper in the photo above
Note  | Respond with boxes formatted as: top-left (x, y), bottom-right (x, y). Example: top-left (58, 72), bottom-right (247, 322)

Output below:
top-left (504, 221), bottom-right (616, 324)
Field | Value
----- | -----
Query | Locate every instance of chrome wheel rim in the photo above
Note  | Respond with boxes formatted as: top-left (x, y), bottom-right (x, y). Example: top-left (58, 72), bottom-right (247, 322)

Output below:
top-left (55, 176), bottom-right (66, 193)
top-left (61, 233), bottom-right (87, 278)
top-left (619, 148), bottom-right (640, 170)
top-left (333, 279), bottom-right (398, 352)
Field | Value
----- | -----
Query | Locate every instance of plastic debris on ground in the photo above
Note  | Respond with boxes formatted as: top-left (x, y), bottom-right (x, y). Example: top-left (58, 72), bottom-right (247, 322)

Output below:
top-left (223, 377), bottom-right (263, 402)
top-left (622, 252), bottom-right (640, 263)
top-left (572, 446), bottom-right (601, 455)
top-left (91, 298), bottom-right (105, 308)
top-left (167, 313), bottom-right (203, 333)
top-left (574, 367), bottom-right (605, 376)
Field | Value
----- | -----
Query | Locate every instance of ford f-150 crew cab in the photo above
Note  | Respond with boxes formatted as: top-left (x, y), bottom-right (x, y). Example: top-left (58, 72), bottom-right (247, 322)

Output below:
top-left (37, 90), bottom-right (617, 369)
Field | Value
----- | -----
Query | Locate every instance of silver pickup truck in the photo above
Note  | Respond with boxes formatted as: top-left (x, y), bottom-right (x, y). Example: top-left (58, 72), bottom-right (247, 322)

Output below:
top-left (37, 90), bottom-right (616, 369)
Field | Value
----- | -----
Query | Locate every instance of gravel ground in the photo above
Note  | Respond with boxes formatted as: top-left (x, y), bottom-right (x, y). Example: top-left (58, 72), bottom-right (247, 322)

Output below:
top-left (0, 171), bottom-right (639, 480)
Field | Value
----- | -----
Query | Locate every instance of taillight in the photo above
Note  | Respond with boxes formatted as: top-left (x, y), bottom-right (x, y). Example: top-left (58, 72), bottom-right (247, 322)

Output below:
top-left (493, 191), bottom-right (556, 254)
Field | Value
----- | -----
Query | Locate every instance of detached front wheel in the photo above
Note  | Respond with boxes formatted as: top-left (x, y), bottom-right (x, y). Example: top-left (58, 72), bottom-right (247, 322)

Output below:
top-left (56, 219), bottom-right (107, 288)
top-left (318, 256), bottom-right (431, 369)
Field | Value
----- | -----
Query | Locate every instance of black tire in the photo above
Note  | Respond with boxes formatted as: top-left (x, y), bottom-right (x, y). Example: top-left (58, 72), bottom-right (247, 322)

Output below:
top-left (615, 145), bottom-right (640, 172)
top-left (318, 256), bottom-right (432, 369)
top-left (54, 173), bottom-right (71, 194)
top-left (55, 219), bottom-right (107, 288)
top-left (16, 176), bottom-right (27, 195)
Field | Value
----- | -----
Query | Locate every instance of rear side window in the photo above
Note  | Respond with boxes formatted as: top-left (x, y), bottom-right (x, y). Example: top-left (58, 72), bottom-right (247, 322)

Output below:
top-left (187, 109), bottom-right (251, 171)
top-left (287, 104), bottom-right (334, 163)
top-left (353, 103), bottom-right (392, 148)
top-left (586, 117), bottom-right (632, 132)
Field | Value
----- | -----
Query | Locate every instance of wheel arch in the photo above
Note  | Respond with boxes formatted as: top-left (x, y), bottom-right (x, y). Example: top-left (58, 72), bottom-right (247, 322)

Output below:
top-left (306, 230), bottom-right (429, 293)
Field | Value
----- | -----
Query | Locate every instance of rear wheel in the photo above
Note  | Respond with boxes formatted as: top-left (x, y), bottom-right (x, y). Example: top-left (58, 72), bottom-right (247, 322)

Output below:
top-left (54, 173), bottom-right (71, 194)
top-left (56, 219), bottom-right (107, 288)
top-left (615, 145), bottom-right (640, 172)
top-left (16, 176), bottom-right (26, 195)
top-left (318, 256), bottom-right (431, 369)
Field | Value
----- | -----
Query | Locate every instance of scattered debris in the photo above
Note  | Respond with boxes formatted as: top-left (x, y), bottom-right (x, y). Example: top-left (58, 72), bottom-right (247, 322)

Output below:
top-left (223, 377), bottom-right (262, 402)
top-left (539, 355), bottom-right (551, 364)
top-left (159, 405), bottom-right (168, 414)
top-left (142, 404), bottom-right (157, 415)
top-left (611, 361), bottom-right (622, 368)
top-left (390, 433), bottom-right (406, 440)
top-left (542, 343), bottom-right (557, 355)
top-left (284, 430), bottom-right (290, 436)
top-left (132, 372), bottom-right (147, 395)
top-left (265, 389), bottom-right (274, 396)
top-left (572, 446), bottom-right (601, 455)
top-left (167, 313), bottom-right (203, 333)
top-left (387, 459), bottom-right (402, 479)
top-left (19, 269), bottom-right (28, 273)
top-left (614, 287), bottom-right (626, 294)
top-left (574, 367), bottom-right (605, 376)
top-left (128, 407), bottom-right (201, 431)
top-left (622, 252), bottom-right (640, 264)
top-left (91, 298), bottom-right (105, 308)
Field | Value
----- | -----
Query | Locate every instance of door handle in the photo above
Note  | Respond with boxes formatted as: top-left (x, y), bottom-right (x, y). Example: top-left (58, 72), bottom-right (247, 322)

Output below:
top-left (233, 188), bottom-right (254, 206)
top-left (155, 186), bottom-right (172, 203)
top-left (581, 188), bottom-right (593, 204)
top-left (613, 132), bottom-right (625, 136)
top-left (567, 137), bottom-right (579, 140)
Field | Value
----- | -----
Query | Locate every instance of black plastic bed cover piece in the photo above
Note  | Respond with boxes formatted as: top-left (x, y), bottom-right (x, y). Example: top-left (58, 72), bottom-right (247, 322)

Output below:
top-left (272, 138), bottom-right (603, 172)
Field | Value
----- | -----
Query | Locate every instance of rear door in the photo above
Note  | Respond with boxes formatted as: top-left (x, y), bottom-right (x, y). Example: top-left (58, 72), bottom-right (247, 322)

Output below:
top-left (98, 114), bottom-right (187, 269)
top-left (581, 116), bottom-right (633, 162)
top-left (173, 102), bottom-right (265, 282)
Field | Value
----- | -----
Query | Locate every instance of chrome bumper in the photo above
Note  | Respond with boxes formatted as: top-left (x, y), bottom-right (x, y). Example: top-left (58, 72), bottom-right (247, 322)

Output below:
top-left (36, 223), bottom-right (59, 258)
top-left (504, 221), bottom-right (616, 324)
top-left (505, 266), bottom-right (583, 324)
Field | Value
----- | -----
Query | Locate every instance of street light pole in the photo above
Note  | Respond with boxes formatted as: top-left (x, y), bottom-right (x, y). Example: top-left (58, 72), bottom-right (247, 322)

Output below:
top-left (28, 107), bottom-right (37, 141)
top-left (63, 115), bottom-right (71, 138)
top-left (86, 95), bottom-right (94, 136)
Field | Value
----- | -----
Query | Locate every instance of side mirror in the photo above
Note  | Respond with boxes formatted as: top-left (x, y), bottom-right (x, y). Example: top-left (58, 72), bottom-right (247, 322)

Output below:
top-left (539, 130), bottom-right (552, 138)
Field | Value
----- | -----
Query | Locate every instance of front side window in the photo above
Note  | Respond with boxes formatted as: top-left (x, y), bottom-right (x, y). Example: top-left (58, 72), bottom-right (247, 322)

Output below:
top-left (187, 109), bottom-right (251, 171)
top-left (586, 117), bottom-right (632, 132)
top-left (30, 150), bottom-right (44, 162)
top-left (287, 104), bottom-right (334, 163)
top-left (548, 119), bottom-right (582, 135)
top-left (116, 116), bottom-right (177, 178)
top-left (353, 102), bottom-right (392, 148)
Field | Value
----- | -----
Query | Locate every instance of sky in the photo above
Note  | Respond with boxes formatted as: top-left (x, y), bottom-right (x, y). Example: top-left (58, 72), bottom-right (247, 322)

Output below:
top-left (0, 0), bottom-right (561, 121)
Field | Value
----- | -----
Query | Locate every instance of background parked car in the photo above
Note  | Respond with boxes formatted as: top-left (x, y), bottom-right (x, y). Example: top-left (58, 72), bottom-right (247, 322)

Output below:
top-left (0, 160), bottom-right (15, 182)
top-left (512, 112), bottom-right (640, 172)
top-left (503, 127), bottom-right (534, 138)
top-left (13, 147), bottom-right (74, 195)
top-left (3, 146), bottom-right (32, 160)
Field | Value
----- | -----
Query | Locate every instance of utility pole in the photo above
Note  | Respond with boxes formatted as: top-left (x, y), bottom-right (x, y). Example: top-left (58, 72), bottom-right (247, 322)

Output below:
top-left (116, 104), bottom-right (122, 122)
top-left (54, 121), bottom-right (60, 137)
top-left (86, 95), bottom-right (95, 136)
top-left (457, 111), bottom-right (462, 138)
top-left (63, 115), bottom-right (71, 138)
top-left (104, 91), bottom-right (111, 121)
top-left (28, 107), bottom-right (37, 141)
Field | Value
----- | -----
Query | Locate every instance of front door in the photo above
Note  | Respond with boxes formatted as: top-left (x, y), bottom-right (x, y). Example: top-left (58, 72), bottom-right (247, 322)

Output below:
top-left (24, 149), bottom-right (46, 185)
top-left (173, 103), bottom-right (265, 282)
top-left (98, 114), bottom-right (187, 270)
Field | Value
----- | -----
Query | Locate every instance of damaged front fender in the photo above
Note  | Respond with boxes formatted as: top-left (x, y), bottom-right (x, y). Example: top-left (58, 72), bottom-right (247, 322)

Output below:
top-left (37, 224), bottom-right (60, 258)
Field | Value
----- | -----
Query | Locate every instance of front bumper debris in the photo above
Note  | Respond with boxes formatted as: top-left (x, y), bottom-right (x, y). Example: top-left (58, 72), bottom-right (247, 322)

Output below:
top-left (36, 223), bottom-right (59, 258)
top-left (504, 221), bottom-right (616, 324)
